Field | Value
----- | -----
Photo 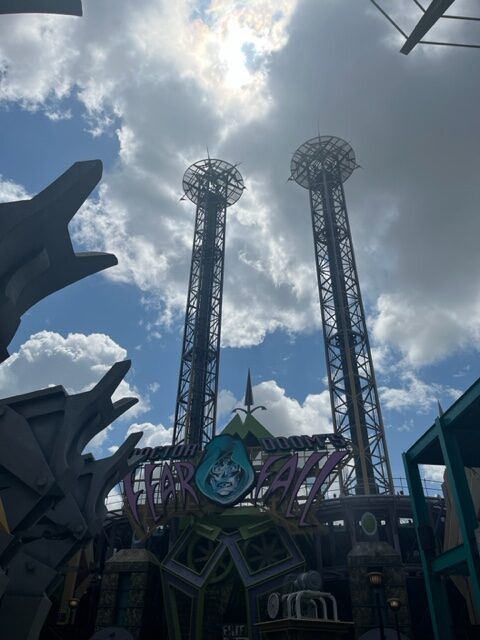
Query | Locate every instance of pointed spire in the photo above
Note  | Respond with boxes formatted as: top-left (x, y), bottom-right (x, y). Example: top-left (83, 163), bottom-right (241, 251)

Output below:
top-left (437, 400), bottom-right (444, 417)
top-left (244, 369), bottom-right (254, 411)
top-left (232, 370), bottom-right (266, 417)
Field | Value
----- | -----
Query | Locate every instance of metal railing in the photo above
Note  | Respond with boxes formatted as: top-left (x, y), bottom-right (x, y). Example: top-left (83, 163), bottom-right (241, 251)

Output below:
top-left (105, 487), bottom-right (124, 513)
top-left (321, 476), bottom-right (444, 500)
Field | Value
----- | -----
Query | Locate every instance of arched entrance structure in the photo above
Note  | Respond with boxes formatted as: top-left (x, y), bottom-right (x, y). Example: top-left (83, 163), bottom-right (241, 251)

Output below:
top-left (121, 408), bottom-right (350, 639)
top-left (161, 515), bottom-right (305, 639)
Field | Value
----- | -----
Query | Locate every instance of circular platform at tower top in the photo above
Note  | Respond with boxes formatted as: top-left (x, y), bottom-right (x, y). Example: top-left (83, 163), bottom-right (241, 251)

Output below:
top-left (291, 136), bottom-right (356, 189)
top-left (183, 158), bottom-right (244, 207)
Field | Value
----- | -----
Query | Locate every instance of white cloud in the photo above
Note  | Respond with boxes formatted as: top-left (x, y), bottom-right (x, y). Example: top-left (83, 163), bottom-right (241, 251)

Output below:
top-left (0, 175), bottom-right (29, 201)
top-left (220, 380), bottom-right (332, 437)
top-left (0, 1), bottom-right (316, 351)
top-left (88, 425), bottom-right (112, 451)
top-left (372, 294), bottom-right (480, 368)
top-left (217, 388), bottom-right (238, 421)
top-left (153, 0), bottom-right (299, 122)
top-left (125, 380), bottom-right (333, 447)
top-left (7, 1), bottom-right (480, 488)
top-left (2, 1), bottom-right (480, 373)
top-left (379, 369), bottom-right (461, 414)
top-left (0, 1), bottom-right (299, 123)
top-left (0, 330), bottom-right (148, 419)
top-left (105, 483), bottom-right (123, 511)
top-left (420, 464), bottom-right (445, 485)
top-left (72, 165), bottom-right (321, 347)
top-left (369, 344), bottom-right (398, 377)
top-left (0, 13), bottom-right (78, 106)
top-left (126, 421), bottom-right (173, 447)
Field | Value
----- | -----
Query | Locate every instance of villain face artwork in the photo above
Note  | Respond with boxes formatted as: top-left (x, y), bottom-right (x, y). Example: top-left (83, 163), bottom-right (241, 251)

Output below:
top-left (195, 435), bottom-right (255, 506)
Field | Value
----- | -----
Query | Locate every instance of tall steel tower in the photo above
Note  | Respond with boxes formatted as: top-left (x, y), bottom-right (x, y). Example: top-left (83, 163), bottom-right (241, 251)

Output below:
top-left (173, 158), bottom-right (244, 447)
top-left (291, 136), bottom-right (393, 496)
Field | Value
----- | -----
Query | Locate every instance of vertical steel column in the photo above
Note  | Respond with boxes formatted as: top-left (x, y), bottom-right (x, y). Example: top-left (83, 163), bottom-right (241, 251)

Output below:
top-left (403, 450), bottom-right (453, 640)
top-left (173, 159), bottom-right (244, 447)
top-left (291, 136), bottom-right (393, 495)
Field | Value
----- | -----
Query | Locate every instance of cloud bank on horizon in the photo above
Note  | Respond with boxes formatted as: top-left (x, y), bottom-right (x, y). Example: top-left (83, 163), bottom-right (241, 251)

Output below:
top-left (0, 0), bottom-right (478, 468)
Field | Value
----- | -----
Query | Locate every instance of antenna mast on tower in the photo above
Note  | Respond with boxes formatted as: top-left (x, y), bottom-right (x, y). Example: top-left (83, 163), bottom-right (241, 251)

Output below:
top-left (173, 158), bottom-right (244, 447)
top-left (291, 136), bottom-right (393, 495)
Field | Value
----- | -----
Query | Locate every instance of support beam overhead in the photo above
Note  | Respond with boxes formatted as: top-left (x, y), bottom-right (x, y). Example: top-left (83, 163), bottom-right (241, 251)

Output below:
top-left (401, 0), bottom-right (456, 54)
top-left (0, 0), bottom-right (82, 16)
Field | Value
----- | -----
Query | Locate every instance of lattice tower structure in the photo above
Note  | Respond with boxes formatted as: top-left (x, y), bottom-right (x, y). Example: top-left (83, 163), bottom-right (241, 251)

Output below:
top-left (173, 158), bottom-right (244, 446)
top-left (291, 136), bottom-right (393, 495)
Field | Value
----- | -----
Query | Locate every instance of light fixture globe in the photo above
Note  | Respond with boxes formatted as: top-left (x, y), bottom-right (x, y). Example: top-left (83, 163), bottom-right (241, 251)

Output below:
top-left (387, 597), bottom-right (402, 612)
top-left (367, 571), bottom-right (383, 587)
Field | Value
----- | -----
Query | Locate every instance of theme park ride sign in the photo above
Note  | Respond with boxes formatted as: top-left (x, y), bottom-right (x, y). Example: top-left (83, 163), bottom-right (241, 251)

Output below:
top-left (123, 433), bottom-right (349, 530)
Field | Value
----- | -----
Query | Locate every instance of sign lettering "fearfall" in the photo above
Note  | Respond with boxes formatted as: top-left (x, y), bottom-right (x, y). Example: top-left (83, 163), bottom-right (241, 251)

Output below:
top-left (123, 434), bottom-right (348, 528)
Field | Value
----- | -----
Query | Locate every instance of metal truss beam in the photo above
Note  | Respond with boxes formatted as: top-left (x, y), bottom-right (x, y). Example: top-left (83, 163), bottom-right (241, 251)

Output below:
top-left (370, 0), bottom-right (480, 54)
top-left (291, 137), bottom-right (393, 496)
top-left (401, 0), bottom-right (456, 54)
top-left (173, 159), bottom-right (244, 447)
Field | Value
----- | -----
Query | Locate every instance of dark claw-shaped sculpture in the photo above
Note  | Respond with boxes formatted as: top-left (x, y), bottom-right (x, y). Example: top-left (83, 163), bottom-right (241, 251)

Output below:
top-left (0, 360), bottom-right (138, 535)
top-left (0, 0), bottom-right (82, 15)
top-left (0, 361), bottom-right (145, 639)
top-left (0, 161), bottom-right (116, 363)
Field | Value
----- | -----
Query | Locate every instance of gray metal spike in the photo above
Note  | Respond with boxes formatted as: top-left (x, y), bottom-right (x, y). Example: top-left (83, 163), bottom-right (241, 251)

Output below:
top-left (31, 161), bottom-right (102, 222)
top-left (88, 360), bottom-right (132, 402)
top-left (71, 252), bottom-right (118, 279)
top-left (65, 362), bottom-right (138, 460)
top-left (0, 161), bottom-right (117, 362)
top-left (244, 369), bottom-right (254, 410)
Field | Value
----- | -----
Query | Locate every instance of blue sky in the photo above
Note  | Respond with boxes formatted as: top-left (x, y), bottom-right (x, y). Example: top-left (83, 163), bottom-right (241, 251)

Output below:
top-left (1, 0), bottom-right (480, 485)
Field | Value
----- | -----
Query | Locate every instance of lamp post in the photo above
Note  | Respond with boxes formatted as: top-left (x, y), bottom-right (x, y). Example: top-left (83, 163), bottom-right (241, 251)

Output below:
top-left (387, 597), bottom-right (402, 640)
top-left (68, 597), bottom-right (80, 633)
top-left (367, 572), bottom-right (386, 640)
